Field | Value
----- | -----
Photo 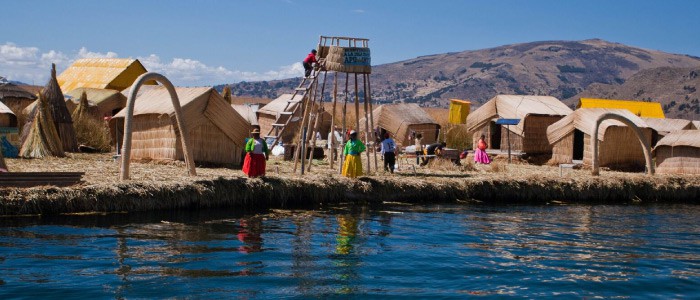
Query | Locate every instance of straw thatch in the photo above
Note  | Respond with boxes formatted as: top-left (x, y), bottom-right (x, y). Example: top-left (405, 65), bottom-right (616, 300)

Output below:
top-left (71, 91), bottom-right (111, 152)
top-left (466, 95), bottom-right (573, 154)
top-left (23, 64), bottom-right (79, 152)
top-left (642, 117), bottom-right (695, 146)
top-left (232, 104), bottom-right (259, 126)
top-left (0, 78), bottom-right (37, 131)
top-left (111, 86), bottom-right (251, 165)
top-left (19, 93), bottom-right (64, 158)
top-left (653, 130), bottom-right (700, 175)
top-left (547, 108), bottom-right (652, 169)
top-left (693, 121), bottom-right (700, 130)
top-left (57, 58), bottom-right (151, 92)
top-left (0, 144), bottom-right (5, 171)
top-left (359, 103), bottom-right (440, 147)
top-left (324, 46), bottom-right (372, 74)
top-left (64, 87), bottom-right (127, 118)
top-left (222, 86), bottom-right (232, 104)
top-left (257, 94), bottom-right (304, 143)
top-left (228, 96), bottom-right (272, 106)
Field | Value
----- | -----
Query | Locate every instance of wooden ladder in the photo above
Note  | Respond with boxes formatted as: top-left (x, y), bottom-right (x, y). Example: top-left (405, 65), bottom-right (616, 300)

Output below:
top-left (263, 68), bottom-right (321, 148)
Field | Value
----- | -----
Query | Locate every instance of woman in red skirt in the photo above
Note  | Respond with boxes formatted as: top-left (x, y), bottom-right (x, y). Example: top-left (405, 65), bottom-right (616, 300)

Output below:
top-left (242, 129), bottom-right (269, 177)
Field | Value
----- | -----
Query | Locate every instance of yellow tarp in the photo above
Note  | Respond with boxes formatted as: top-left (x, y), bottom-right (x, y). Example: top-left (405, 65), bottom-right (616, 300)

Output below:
top-left (577, 98), bottom-right (665, 119)
top-left (448, 99), bottom-right (470, 124)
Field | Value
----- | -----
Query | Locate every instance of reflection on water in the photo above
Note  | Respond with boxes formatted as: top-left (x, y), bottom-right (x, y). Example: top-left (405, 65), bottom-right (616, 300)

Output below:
top-left (0, 205), bottom-right (699, 298)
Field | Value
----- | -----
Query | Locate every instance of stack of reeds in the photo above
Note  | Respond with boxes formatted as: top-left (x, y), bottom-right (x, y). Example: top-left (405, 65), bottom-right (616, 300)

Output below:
top-left (222, 86), bottom-right (232, 104)
top-left (72, 91), bottom-right (111, 152)
top-left (19, 93), bottom-right (65, 158)
top-left (32, 64), bottom-right (78, 152)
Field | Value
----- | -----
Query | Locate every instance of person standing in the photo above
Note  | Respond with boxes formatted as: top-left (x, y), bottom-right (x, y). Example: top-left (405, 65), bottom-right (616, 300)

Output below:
top-left (474, 134), bottom-right (491, 164)
top-left (303, 49), bottom-right (318, 77)
top-left (380, 132), bottom-right (397, 173)
top-left (243, 129), bottom-right (269, 178)
top-left (342, 130), bottom-right (366, 178)
top-left (414, 133), bottom-right (423, 165)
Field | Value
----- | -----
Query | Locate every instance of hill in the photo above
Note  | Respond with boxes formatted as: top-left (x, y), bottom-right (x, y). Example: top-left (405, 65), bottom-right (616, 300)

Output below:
top-left (219, 39), bottom-right (700, 109)
top-left (572, 66), bottom-right (700, 119)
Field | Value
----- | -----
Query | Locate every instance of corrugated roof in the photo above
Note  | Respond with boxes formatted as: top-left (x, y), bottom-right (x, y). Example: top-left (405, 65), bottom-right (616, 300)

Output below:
top-left (466, 95), bottom-right (573, 135)
top-left (258, 94), bottom-right (304, 115)
top-left (654, 130), bottom-right (700, 149)
top-left (578, 98), bottom-right (665, 118)
top-left (57, 58), bottom-right (148, 92)
top-left (547, 108), bottom-right (650, 144)
top-left (641, 117), bottom-right (694, 135)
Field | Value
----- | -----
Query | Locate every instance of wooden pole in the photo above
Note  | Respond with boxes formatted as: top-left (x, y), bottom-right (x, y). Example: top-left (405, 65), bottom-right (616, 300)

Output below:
top-left (354, 74), bottom-right (360, 136)
top-left (339, 73), bottom-right (349, 174)
top-left (329, 72), bottom-right (338, 169)
top-left (365, 73), bottom-right (378, 171)
top-left (307, 70), bottom-right (328, 171)
top-left (293, 74), bottom-right (316, 174)
top-left (362, 74), bottom-right (371, 173)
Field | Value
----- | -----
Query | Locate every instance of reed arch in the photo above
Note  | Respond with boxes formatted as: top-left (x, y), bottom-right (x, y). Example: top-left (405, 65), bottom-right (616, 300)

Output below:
top-left (591, 112), bottom-right (654, 176)
top-left (120, 72), bottom-right (196, 180)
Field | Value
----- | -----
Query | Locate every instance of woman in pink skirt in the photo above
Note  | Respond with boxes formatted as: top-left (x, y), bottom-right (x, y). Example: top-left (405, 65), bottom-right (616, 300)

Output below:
top-left (474, 134), bottom-right (491, 164)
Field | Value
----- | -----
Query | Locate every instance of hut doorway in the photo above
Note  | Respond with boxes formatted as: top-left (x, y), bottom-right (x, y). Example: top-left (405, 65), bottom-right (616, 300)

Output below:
top-left (489, 121), bottom-right (501, 149)
top-left (573, 129), bottom-right (584, 160)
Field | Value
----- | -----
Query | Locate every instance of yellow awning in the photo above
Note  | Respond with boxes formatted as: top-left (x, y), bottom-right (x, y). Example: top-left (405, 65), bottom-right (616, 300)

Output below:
top-left (448, 99), bottom-right (470, 124)
top-left (577, 98), bottom-right (665, 118)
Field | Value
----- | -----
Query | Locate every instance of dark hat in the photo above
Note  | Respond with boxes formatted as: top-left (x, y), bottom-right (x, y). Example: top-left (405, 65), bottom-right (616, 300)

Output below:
top-left (311, 49), bottom-right (317, 53)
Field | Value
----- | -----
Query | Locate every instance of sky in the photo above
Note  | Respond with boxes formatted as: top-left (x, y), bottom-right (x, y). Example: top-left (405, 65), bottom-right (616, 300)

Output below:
top-left (2, 0), bottom-right (700, 87)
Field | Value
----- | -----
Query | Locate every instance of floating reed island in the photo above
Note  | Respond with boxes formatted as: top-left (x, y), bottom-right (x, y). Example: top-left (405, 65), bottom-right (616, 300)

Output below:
top-left (1, 153), bottom-right (699, 216)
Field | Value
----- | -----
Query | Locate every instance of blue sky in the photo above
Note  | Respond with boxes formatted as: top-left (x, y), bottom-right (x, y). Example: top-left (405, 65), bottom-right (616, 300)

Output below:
top-left (2, 0), bottom-right (699, 86)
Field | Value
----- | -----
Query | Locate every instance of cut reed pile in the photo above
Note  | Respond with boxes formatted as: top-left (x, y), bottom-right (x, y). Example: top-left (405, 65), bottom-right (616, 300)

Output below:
top-left (1, 153), bottom-right (699, 215)
top-left (72, 91), bottom-right (111, 152)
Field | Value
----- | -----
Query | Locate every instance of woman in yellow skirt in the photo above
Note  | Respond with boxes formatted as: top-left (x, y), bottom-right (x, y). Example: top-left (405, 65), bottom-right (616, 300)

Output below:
top-left (342, 130), bottom-right (366, 178)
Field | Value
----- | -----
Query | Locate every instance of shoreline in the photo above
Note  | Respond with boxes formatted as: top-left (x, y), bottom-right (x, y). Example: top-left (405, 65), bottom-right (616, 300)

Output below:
top-left (1, 167), bottom-right (698, 216)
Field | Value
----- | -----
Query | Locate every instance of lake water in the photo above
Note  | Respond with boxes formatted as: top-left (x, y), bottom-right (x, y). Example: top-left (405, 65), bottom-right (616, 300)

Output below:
top-left (1, 204), bottom-right (699, 299)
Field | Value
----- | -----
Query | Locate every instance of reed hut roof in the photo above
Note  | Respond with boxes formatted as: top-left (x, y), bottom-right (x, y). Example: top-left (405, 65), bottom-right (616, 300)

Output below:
top-left (0, 78), bottom-right (38, 100)
top-left (547, 108), bottom-right (650, 144)
top-left (57, 58), bottom-right (149, 92)
top-left (693, 121), bottom-right (700, 130)
top-left (65, 88), bottom-right (124, 106)
top-left (258, 94), bottom-right (304, 116)
top-left (112, 86), bottom-right (250, 147)
top-left (0, 101), bottom-right (15, 116)
top-left (232, 104), bottom-right (259, 126)
top-left (641, 117), bottom-right (694, 135)
top-left (466, 95), bottom-right (573, 135)
top-left (653, 130), bottom-right (700, 150)
top-left (577, 98), bottom-right (665, 118)
top-left (364, 103), bottom-right (439, 133)
top-left (229, 96), bottom-right (272, 106)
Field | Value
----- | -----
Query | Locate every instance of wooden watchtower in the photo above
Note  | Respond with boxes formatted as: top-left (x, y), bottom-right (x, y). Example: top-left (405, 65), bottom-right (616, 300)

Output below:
top-left (284, 36), bottom-right (378, 175)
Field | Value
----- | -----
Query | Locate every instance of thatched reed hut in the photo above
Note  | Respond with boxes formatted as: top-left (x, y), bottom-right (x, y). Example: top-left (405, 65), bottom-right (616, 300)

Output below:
top-left (547, 108), bottom-right (652, 169)
top-left (257, 94), bottom-right (332, 143)
top-left (229, 96), bottom-right (272, 106)
top-left (110, 86), bottom-right (250, 165)
top-left (466, 95), bottom-right (573, 154)
top-left (64, 87), bottom-right (127, 118)
top-left (57, 58), bottom-right (151, 92)
top-left (361, 103), bottom-right (440, 147)
top-left (642, 117), bottom-right (695, 146)
top-left (19, 94), bottom-right (64, 158)
top-left (654, 130), bottom-right (700, 175)
top-left (0, 77), bottom-right (37, 130)
top-left (693, 121), bottom-right (700, 130)
top-left (232, 104), bottom-right (259, 126)
top-left (23, 64), bottom-right (78, 152)
top-left (577, 98), bottom-right (665, 118)
top-left (0, 101), bottom-right (19, 147)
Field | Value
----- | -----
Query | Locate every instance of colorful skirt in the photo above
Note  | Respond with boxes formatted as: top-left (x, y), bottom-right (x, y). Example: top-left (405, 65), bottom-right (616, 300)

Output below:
top-left (342, 154), bottom-right (363, 178)
top-left (474, 148), bottom-right (491, 164)
top-left (243, 153), bottom-right (266, 177)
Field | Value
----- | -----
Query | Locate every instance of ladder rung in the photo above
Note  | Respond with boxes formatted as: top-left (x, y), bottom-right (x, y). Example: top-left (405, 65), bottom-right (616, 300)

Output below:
top-left (295, 87), bottom-right (308, 91)
top-left (287, 100), bottom-right (302, 104)
top-left (271, 123), bottom-right (285, 127)
top-left (278, 111), bottom-right (293, 115)
top-left (264, 135), bottom-right (278, 139)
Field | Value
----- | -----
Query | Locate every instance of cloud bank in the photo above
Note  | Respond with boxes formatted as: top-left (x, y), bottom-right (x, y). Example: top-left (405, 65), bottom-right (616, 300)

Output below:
top-left (0, 42), bottom-right (300, 86)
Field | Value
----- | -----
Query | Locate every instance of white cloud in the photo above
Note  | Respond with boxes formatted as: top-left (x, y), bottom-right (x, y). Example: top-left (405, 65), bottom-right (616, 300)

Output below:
top-left (0, 42), bottom-right (301, 86)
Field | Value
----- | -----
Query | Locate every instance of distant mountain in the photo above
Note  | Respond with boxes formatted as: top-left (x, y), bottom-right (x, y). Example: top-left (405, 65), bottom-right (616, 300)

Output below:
top-left (572, 66), bottom-right (700, 119)
top-left (219, 39), bottom-right (700, 109)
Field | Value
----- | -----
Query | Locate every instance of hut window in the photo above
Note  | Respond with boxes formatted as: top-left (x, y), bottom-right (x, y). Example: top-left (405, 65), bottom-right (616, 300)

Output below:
top-left (573, 129), bottom-right (584, 161)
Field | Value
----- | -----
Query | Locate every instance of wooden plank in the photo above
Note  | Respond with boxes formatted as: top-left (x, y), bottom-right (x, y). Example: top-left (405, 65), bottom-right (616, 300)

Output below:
top-left (0, 172), bottom-right (84, 188)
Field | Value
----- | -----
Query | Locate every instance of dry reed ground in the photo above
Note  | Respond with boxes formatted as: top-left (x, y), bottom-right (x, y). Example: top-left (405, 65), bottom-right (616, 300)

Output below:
top-left (1, 152), bottom-right (699, 215)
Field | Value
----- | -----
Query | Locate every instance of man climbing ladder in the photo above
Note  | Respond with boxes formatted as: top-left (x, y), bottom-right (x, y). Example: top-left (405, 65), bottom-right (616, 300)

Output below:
top-left (303, 49), bottom-right (318, 77)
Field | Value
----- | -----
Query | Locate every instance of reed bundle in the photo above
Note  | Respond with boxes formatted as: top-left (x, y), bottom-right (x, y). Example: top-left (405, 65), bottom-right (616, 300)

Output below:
top-left (18, 93), bottom-right (65, 158)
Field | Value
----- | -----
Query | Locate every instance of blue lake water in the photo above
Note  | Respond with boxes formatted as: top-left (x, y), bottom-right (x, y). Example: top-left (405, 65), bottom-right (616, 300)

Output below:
top-left (0, 204), bottom-right (699, 299)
